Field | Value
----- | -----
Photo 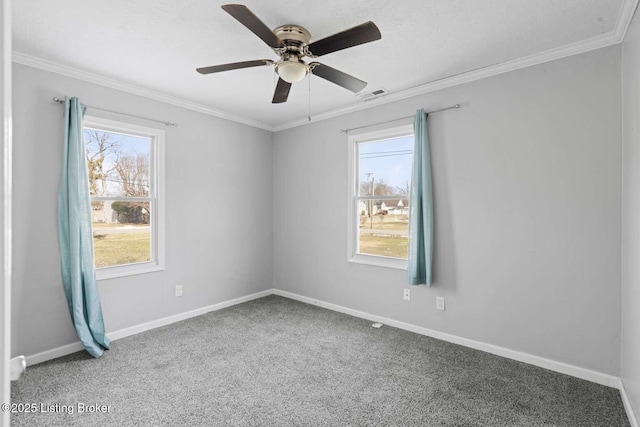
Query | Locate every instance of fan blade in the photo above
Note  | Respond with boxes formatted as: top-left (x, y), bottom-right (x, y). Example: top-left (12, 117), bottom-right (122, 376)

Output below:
top-left (306, 22), bottom-right (381, 57)
top-left (222, 4), bottom-right (283, 49)
top-left (196, 59), bottom-right (272, 74)
top-left (310, 62), bottom-right (367, 93)
top-left (272, 78), bottom-right (292, 103)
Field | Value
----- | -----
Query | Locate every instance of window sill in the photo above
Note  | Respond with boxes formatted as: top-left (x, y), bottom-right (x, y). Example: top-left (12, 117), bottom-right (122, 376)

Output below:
top-left (96, 262), bottom-right (164, 281)
top-left (348, 254), bottom-right (408, 270)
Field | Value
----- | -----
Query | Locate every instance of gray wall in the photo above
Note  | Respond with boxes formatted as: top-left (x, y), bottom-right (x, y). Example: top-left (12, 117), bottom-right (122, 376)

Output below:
top-left (11, 63), bottom-right (274, 357)
top-left (622, 8), bottom-right (640, 420)
top-left (273, 46), bottom-right (622, 374)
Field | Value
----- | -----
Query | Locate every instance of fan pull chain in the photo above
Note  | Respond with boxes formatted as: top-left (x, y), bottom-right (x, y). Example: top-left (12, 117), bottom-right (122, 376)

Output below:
top-left (308, 75), bottom-right (312, 122)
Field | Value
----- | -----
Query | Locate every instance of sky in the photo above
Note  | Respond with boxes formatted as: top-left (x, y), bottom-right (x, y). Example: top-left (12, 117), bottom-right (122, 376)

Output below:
top-left (359, 135), bottom-right (413, 193)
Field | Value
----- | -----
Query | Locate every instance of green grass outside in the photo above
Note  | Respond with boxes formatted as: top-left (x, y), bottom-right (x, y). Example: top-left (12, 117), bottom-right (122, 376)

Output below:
top-left (90, 221), bottom-right (407, 267)
top-left (359, 234), bottom-right (408, 259)
top-left (360, 221), bottom-right (408, 231)
top-left (93, 231), bottom-right (151, 268)
top-left (92, 223), bottom-right (148, 229)
top-left (360, 215), bottom-right (408, 229)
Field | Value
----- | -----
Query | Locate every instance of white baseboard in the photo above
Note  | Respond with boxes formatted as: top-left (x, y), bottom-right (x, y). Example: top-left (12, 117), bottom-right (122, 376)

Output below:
top-left (26, 341), bottom-right (85, 366)
top-left (620, 381), bottom-right (640, 427)
top-left (107, 289), bottom-right (274, 341)
top-left (25, 289), bottom-right (274, 367)
top-left (273, 289), bottom-right (620, 389)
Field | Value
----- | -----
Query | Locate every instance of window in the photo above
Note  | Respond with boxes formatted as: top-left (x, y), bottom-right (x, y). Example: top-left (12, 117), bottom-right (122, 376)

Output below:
top-left (83, 116), bottom-right (165, 280)
top-left (348, 124), bottom-right (413, 269)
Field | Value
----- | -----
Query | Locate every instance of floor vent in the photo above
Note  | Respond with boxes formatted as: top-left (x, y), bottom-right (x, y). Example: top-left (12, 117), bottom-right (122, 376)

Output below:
top-left (358, 88), bottom-right (388, 101)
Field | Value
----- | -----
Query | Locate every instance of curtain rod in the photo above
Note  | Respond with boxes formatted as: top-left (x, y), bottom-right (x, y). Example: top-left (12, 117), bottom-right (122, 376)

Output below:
top-left (52, 97), bottom-right (178, 127)
top-left (340, 104), bottom-right (460, 134)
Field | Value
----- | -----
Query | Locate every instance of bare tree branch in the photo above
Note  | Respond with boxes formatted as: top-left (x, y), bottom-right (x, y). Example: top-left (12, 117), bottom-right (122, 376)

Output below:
top-left (84, 130), bottom-right (121, 196)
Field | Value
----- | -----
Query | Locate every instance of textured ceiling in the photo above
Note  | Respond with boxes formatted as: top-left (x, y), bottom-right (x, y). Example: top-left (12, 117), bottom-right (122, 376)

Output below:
top-left (13, 0), bottom-right (625, 128)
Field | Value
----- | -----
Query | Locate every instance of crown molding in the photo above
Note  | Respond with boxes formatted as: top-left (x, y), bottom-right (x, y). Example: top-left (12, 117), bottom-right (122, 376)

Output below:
top-left (616, 0), bottom-right (640, 41)
top-left (274, 33), bottom-right (619, 131)
top-left (12, 0), bottom-right (639, 133)
top-left (11, 51), bottom-right (275, 131)
top-left (274, 0), bottom-right (640, 132)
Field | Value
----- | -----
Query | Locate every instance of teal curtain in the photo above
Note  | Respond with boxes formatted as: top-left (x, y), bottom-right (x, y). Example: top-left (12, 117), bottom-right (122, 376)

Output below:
top-left (407, 109), bottom-right (434, 286)
top-left (57, 97), bottom-right (110, 358)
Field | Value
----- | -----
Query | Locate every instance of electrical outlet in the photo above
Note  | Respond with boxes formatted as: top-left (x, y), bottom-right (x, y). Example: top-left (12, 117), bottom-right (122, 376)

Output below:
top-left (403, 288), bottom-right (411, 301)
top-left (436, 296), bottom-right (445, 311)
top-left (175, 285), bottom-right (183, 297)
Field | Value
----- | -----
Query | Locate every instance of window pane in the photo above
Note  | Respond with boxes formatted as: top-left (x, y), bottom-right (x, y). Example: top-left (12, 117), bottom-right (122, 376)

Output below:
top-left (357, 198), bottom-right (409, 259)
top-left (84, 128), bottom-right (151, 198)
top-left (92, 201), bottom-right (151, 268)
top-left (358, 135), bottom-right (413, 197)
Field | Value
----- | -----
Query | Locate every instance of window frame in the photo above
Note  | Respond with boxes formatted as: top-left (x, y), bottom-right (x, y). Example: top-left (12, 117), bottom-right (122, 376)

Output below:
top-left (83, 115), bottom-right (166, 280)
top-left (347, 124), bottom-right (413, 270)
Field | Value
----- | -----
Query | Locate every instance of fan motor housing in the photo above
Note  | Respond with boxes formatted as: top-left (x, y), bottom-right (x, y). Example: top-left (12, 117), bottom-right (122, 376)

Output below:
top-left (273, 25), bottom-right (311, 46)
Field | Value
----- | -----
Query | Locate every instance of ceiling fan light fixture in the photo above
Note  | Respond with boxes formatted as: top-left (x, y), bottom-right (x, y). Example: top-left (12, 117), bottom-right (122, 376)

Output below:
top-left (276, 60), bottom-right (308, 83)
top-left (198, 5), bottom-right (382, 103)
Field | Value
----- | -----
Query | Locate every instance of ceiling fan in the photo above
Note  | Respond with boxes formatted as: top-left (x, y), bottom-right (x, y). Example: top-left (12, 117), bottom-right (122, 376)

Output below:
top-left (196, 4), bottom-right (382, 104)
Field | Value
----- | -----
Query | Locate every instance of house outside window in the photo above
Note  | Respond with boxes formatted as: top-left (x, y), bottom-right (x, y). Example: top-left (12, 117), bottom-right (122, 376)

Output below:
top-left (83, 116), bottom-right (165, 280)
top-left (347, 124), bottom-right (413, 269)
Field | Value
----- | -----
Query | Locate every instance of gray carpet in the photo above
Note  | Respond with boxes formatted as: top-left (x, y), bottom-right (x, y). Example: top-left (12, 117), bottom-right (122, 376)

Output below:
top-left (10, 295), bottom-right (630, 426)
